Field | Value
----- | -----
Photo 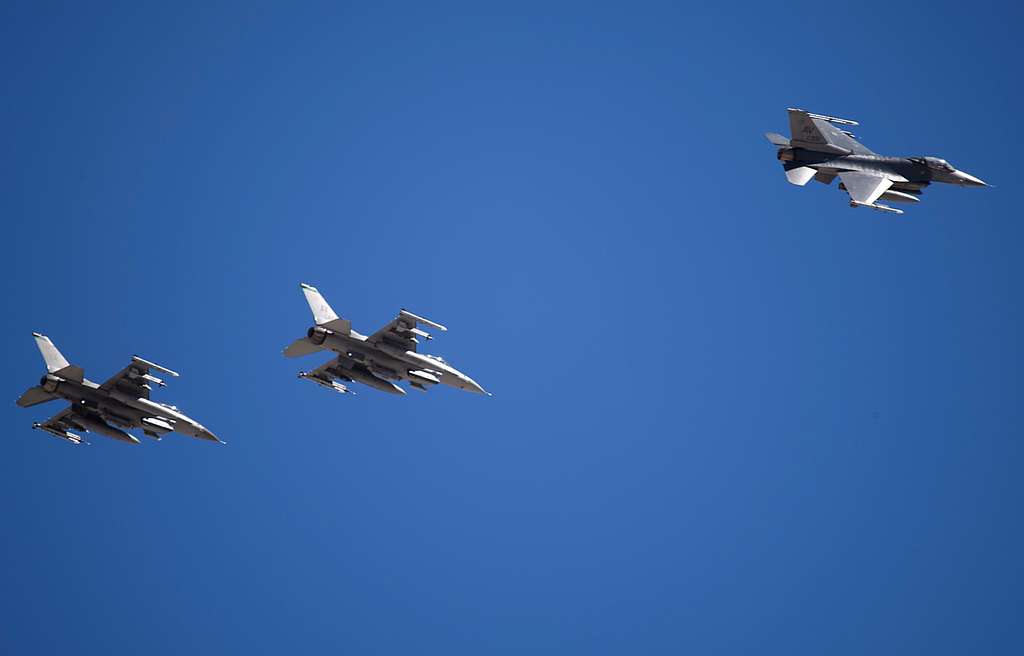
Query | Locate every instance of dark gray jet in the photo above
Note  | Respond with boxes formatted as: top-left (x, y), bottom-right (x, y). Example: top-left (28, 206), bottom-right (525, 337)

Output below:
top-left (284, 283), bottom-right (488, 396)
top-left (766, 108), bottom-right (987, 214)
top-left (16, 333), bottom-right (221, 445)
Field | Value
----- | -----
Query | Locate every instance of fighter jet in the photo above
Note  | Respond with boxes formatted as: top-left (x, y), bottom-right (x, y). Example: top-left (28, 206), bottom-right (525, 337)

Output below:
top-left (16, 333), bottom-right (221, 445)
top-left (284, 283), bottom-right (488, 396)
top-left (766, 108), bottom-right (987, 214)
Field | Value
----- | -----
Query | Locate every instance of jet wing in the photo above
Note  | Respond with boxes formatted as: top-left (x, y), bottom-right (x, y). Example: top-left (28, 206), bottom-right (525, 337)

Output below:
top-left (32, 407), bottom-right (88, 444)
top-left (305, 356), bottom-right (352, 381)
top-left (37, 407), bottom-right (75, 431)
top-left (838, 171), bottom-right (893, 206)
top-left (100, 356), bottom-right (179, 400)
top-left (297, 355), bottom-right (359, 394)
top-left (366, 310), bottom-right (447, 353)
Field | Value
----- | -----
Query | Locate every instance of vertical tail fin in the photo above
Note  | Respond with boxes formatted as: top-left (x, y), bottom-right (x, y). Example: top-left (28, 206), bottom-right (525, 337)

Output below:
top-left (299, 284), bottom-right (351, 333)
top-left (32, 333), bottom-right (84, 381)
top-left (33, 333), bottom-right (70, 372)
top-left (787, 108), bottom-right (873, 155)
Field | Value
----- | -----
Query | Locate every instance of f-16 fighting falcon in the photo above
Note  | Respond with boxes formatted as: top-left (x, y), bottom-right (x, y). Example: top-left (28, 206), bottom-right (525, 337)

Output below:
top-left (16, 333), bottom-right (221, 445)
top-left (284, 283), bottom-right (489, 396)
top-left (766, 108), bottom-right (987, 214)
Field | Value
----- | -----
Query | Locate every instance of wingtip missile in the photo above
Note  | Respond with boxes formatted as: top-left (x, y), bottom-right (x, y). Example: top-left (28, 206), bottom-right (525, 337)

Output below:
top-left (131, 356), bottom-right (179, 377)
top-left (850, 200), bottom-right (904, 215)
top-left (298, 371), bottom-right (352, 395)
top-left (32, 422), bottom-right (88, 445)
top-left (400, 309), bottom-right (447, 332)
top-left (788, 107), bottom-right (859, 126)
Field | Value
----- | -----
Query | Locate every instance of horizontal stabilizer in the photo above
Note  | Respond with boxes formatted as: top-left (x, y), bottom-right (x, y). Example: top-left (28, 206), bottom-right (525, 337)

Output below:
top-left (32, 333), bottom-right (70, 373)
top-left (765, 132), bottom-right (790, 147)
top-left (784, 166), bottom-right (817, 186)
top-left (16, 386), bottom-right (59, 408)
top-left (284, 337), bottom-right (326, 358)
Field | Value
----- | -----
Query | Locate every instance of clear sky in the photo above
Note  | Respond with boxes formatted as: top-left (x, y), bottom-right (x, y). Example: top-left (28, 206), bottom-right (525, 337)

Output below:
top-left (2, 2), bottom-right (1022, 653)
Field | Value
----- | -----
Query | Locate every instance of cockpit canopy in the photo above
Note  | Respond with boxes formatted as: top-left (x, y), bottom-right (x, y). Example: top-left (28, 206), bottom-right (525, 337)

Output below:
top-left (911, 156), bottom-right (955, 172)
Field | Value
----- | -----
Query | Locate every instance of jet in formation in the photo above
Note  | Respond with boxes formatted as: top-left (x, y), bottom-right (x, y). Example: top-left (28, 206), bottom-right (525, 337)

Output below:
top-left (16, 333), bottom-right (221, 445)
top-left (284, 283), bottom-right (488, 396)
top-left (766, 108), bottom-right (987, 214)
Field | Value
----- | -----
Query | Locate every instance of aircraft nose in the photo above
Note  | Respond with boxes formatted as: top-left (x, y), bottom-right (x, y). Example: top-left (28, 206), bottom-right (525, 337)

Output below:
top-left (195, 426), bottom-right (223, 443)
top-left (956, 170), bottom-right (988, 187)
top-left (200, 429), bottom-right (223, 443)
top-left (181, 422), bottom-right (222, 443)
top-left (460, 375), bottom-right (489, 395)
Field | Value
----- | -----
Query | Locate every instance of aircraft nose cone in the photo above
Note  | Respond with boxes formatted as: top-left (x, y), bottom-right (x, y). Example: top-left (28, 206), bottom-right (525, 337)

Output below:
top-left (957, 170), bottom-right (987, 187)
top-left (197, 427), bottom-right (223, 443)
top-left (460, 376), bottom-right (488, 395)
top-left (181, 422), bottom-right (222, 443)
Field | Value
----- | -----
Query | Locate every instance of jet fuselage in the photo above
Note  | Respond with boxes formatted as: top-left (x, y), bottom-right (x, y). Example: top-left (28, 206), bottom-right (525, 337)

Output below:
top-left (779, 149), bottom-right (987, 187)
top-left (40, 374), bottom-right (217, 441)
top-left (306, 326), bottom-right (486, 394)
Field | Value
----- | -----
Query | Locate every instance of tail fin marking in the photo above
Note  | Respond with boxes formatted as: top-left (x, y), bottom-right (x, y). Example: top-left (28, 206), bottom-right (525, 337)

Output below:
top-left (300, 284), bottom-right (351, 334)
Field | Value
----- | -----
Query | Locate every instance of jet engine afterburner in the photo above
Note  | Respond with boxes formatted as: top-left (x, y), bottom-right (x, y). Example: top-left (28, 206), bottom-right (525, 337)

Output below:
top-left (307, 326), bottom-right (328, 345)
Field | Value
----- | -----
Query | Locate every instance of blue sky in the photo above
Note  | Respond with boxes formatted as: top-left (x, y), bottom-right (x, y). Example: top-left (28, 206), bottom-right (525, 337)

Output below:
top-left (2, 2), bottom-right (1022, 653)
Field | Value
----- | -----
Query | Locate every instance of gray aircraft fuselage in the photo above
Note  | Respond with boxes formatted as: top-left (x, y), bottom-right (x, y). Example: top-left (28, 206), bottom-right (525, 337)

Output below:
top-left (306, 325), bottom-right (486, 395)
top-left (39, 374), bottom-right (217, 442)
top-left (780, 150), bottom-right (987, 189)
